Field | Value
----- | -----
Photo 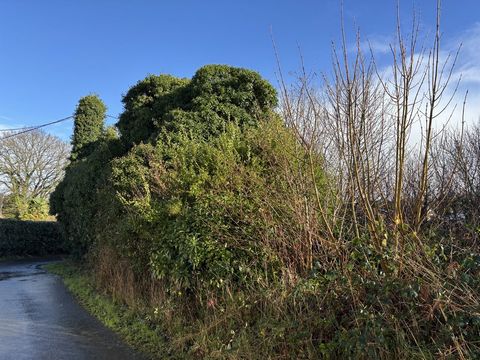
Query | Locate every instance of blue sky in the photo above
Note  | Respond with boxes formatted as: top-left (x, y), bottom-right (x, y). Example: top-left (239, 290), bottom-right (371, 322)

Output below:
top-left (1, 0), bottom-right (479, 140)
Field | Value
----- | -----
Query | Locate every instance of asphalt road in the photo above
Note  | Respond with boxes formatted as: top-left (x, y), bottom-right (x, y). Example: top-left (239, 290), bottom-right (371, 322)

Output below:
top-left (0, 258), bottom-right (145, 360)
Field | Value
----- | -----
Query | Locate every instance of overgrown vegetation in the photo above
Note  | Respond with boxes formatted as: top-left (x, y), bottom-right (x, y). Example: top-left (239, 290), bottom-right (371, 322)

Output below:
top-left (0, 219), bottom-right (64, 257)
top-left (50, 5), bottom-right (480, 358)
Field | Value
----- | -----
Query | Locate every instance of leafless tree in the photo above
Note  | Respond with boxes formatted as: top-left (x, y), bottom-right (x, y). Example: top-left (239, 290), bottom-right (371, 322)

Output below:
top-left (0, 130), bottom-right (70, 204)
top-left (276, 0), bottom-right (465, 254)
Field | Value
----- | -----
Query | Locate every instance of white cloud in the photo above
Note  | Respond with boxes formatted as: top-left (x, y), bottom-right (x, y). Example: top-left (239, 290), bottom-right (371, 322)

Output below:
top-left (361, 22), bottom-right (480, 140)
top-left (0, 116), bottom-right (17, 130)
top-left (0, 115), bottom-right (30, 132)
top-left (361, 35), bottom-right (393, 55)
top-left (441, 23), bottom-right (480, 128)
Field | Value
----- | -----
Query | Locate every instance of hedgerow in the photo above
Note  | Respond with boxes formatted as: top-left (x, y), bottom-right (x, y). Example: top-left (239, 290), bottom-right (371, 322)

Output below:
top-left (50, 64), bottom-right (480, 358)
top-left (0, 219), bottom-right (64, 257)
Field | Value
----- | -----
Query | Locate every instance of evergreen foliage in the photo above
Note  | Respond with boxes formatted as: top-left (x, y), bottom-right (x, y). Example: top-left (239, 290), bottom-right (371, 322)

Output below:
top-left (117, 65), bottom-right (277, 148)
top-left (0, 219), bottom-right (64, 256)
top-left (52, 65), bottom-right (279, 259)
top-left (71, 95), bottom-right (107, 160)
top-left (117, 75), bottom-right (189, 146)
top-left (50, 127), bottom-right (122, 257)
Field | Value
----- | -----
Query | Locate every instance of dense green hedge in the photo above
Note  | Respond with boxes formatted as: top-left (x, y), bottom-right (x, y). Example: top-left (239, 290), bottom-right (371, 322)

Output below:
top-left (0, 219), bottom-right (65, 257)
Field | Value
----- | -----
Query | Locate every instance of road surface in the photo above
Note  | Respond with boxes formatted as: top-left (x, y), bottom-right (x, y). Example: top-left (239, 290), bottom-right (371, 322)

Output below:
top-left (0, 258), bottom-right (145, 360)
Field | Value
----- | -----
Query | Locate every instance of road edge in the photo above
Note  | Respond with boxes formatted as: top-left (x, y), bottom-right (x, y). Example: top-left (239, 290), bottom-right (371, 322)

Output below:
top-left (44, 261), bottom-right (174, 360)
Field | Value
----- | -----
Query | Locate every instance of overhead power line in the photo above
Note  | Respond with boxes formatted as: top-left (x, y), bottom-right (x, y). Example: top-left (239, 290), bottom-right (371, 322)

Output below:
top-left (0, 116), bottom-right (74, 140)
top-left (0, 114), bottom-right (119, 141)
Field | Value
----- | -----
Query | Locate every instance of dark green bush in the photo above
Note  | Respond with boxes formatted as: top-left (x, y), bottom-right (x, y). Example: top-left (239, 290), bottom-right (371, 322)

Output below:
top-left (71, 94), bottom-right (107, 160)
top-left (117, 65), bottom-right (278, 148)
top-left (52, 65), bottom-right (279, 260)
top-left (51, 129), bottom-right (122, 258)
top-left (0, 219), bottom-right (64, 256)
top-left (117, 75), bottom-right (190, 146)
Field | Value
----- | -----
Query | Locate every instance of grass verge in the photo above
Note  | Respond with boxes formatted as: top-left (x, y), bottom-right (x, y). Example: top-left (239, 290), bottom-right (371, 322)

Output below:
top-left (44, 261), bottom-right (175, 359)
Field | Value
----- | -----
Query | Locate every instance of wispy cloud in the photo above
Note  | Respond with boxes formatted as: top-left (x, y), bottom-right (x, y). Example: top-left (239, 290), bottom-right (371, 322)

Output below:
top-left (0, 116), bottom-right (18, 130)
top-left (450, 22), bottom-right (480, 82)
top-left (442, 23), bottom-right (480, 127)
top-left (0, 114), bottom-right (29, 131)
top-left (361, 22), bottom-right (480, 132)
top-left (360, 35), bottom-right (393, 55)
top-left (0, 115), bottom-right (13, 122)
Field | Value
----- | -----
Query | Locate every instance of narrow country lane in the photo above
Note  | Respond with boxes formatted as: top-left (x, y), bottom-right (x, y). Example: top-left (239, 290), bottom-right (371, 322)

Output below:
top-left (0, 258), bottom-right (145, 360)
